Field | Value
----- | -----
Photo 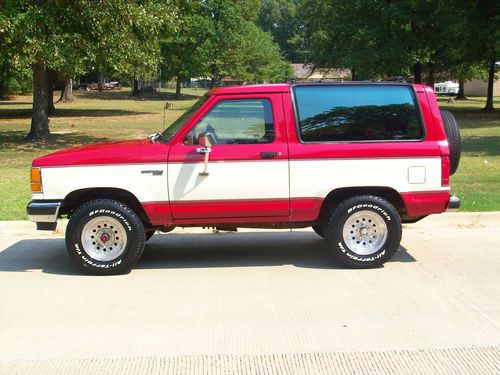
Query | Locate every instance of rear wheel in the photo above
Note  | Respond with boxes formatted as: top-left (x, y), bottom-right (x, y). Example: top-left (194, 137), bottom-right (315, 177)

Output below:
top-left (325, 195), bottom-right (402, 268)
top-left (65, 199), bottom-right (146, 275)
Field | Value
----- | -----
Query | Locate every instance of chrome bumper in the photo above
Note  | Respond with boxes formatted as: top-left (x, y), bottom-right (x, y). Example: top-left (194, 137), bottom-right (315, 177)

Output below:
top-left (448, 195), bottom-right (461, 210)
top-left (27, 201), bottom-right (61, 230)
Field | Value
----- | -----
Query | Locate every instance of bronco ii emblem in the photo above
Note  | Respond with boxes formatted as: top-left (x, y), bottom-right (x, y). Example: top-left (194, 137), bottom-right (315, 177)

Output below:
top-left (141, 170), bottom-right (163, 176)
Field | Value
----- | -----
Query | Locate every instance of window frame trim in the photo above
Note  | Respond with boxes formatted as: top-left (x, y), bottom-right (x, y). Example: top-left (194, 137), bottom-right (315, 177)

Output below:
top-left (290, 83), bottom-right (427, 145)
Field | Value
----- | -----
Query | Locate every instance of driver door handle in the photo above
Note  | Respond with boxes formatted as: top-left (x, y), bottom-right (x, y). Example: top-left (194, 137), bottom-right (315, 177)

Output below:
top-left (261, 152), bottom-right (280, 159)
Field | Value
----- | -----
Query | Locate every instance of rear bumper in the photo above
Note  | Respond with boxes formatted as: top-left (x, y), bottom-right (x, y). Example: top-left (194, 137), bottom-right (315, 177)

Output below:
top-left (26, 201), bottom-right (62, 230)
top-left (448, 195), bottom-right (461, 210)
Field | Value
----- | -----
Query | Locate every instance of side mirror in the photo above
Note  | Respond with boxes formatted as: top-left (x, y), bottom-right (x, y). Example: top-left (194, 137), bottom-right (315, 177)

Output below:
top-left (198, 132), bottom-right (212, 147)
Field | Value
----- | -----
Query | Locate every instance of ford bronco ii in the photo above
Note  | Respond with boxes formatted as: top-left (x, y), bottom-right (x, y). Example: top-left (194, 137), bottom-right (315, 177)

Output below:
top-left (27, 82), bottom-right (461, 275)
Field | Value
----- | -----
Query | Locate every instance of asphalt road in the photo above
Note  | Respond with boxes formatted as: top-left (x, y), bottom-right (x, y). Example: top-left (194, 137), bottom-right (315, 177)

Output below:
top-left (0, 212), bottom-right (499, 374)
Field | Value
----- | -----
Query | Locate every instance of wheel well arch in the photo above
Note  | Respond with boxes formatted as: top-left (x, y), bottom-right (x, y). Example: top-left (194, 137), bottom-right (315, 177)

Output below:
top-left (60, 188), bottom-right (151, 226)
top-left (317, 186), bottom-right (406, 223)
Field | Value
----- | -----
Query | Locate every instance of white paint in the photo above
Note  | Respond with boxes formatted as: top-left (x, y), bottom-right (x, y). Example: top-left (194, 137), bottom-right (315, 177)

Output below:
top-left (408, 166), bottom-right (426, 184)
top-left (168, 160), bottom-right (289, 201)
top-left (37, 164), bottom-right (169, 202)
top-left (289, 157), bottom-right (447, 199)
top-left (33, 157), bottom-right (447, 204)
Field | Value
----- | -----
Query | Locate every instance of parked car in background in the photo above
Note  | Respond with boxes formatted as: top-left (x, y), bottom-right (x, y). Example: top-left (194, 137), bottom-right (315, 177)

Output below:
top-left (434, 81), bottom-right (459, 96)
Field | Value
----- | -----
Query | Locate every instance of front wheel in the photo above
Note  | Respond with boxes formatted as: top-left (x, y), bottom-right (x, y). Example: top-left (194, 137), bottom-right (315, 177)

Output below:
top-left (65, 199), bottom-right (146, 275)
top-left (325, 195), bottom-right (402, 268)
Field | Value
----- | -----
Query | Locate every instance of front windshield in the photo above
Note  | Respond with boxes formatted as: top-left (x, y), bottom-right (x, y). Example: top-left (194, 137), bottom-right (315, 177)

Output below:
top-left (159, 93), bottom-right (211, 143)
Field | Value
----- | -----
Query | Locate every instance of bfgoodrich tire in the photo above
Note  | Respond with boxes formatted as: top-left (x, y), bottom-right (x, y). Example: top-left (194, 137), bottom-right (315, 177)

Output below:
top-left (441, 110), bottom-right (461, 175)
top-left (312, 224), bottom-right (325, 238)
top-left (65, 199), bottom-right (146, 275)
top-left (325, 195), bottom-right (402, 268)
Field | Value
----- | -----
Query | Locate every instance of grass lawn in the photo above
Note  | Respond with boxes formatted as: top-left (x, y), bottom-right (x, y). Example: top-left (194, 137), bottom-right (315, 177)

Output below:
top-left (0, 89), bottom-right (498, 220)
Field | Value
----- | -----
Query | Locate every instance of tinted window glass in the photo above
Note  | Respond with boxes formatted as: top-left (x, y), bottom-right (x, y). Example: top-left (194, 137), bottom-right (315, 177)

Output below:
top-left (189, 99), bottom-right (274, 144)
top-left (294, 85), bottom-right (423, 142)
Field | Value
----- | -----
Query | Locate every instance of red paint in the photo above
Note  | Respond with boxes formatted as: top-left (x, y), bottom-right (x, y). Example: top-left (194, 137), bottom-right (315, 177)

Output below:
top-left (33, 139), bottom-right (169, 167)
top-left (142, 201), bottom-right (174, 226)
top-left (142, 197), bottom-right (323, 225)
top-left (142, 192), bottom-right (450, 226)
top-left (400, 191), bottom-right (450, 217)
top-left (209, 84), bottom-right (290, 95)
top-left (170, 198), bottom-right (290, 220)
top-left (290, 197), bottom-right (323, 221)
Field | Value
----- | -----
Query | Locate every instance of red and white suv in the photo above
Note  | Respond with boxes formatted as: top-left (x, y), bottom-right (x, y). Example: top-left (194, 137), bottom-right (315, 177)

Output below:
top-left (27, 82), bottom-right (461, 275)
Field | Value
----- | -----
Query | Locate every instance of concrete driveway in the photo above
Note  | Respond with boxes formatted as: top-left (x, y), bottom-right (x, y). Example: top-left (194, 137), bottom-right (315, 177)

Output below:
top-left (0, 213), bottom-right (499, 374)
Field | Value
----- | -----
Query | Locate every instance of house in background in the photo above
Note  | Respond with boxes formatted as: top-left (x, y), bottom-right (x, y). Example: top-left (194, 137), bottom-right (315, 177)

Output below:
top-left (465, 78), bottom-right (500, 96)
top-left (291, 64), bottom-right (351, 81)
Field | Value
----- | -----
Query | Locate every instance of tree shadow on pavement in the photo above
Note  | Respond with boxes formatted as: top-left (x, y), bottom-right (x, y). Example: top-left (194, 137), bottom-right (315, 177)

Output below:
top-left (0, 232), bottom-right (415, 276)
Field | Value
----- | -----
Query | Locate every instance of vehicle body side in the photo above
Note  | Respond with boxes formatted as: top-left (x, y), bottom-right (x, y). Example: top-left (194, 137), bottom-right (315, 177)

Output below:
top-left (30, 83), bottom-right (450, 230)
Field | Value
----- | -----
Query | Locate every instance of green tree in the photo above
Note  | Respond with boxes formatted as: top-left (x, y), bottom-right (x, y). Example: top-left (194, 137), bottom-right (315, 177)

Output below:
top-left (257, 0), bottom-right (304, 62)
top-left (237, 22), bottom-right (292, 83)
top-left (160, 0), bottom-right (208, 98)
top-left (1, 0), bottom-right (176, 142)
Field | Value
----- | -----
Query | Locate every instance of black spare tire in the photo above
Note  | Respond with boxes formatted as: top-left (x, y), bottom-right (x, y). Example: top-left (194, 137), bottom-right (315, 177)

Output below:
top-left (440, 110), bottom-right (461, 175)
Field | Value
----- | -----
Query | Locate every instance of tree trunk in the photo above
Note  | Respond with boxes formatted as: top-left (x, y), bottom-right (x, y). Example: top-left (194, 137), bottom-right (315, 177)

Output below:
top-left (47, 69), bottom-right (56, 115)
top-left (427, 63), bottom-right (435, 87)
top-left (27, 62), bottom-right (51, 142)
top-left (132, 78), bottom-right (140, 96)
top-left (175, 77), bottom-right (182, 99)
top-left (351, 66), bottom-right (356, 81)
top-left (58, 78), bottom-right (74, 103)
top-left (413, 61), bottom-right (422, 84)
top-left (211, 63), bottom-right (218, 89)
top-left (484, 60), bottom-right (495, 111)
top-left (455, 80), bottom-right (467, 100)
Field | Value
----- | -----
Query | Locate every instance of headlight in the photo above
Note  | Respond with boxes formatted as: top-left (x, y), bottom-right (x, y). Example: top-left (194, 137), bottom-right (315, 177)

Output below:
top-left (30, 167), bottom-right (43, 193)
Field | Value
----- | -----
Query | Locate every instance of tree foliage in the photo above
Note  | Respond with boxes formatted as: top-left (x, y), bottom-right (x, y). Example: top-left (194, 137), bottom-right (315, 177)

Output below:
top-left (0, 0), bottom-right (176, 141)
top-left (160, 0), bottom-right (292, 95)
top-left (257, 0), bottom-right (304, 62)
top-left (302, 0), bottom-right (499, 102)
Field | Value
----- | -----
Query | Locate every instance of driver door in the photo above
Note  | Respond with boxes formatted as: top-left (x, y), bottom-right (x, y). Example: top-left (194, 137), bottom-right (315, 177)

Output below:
top-left (167, 94), bottom-right (289, 222)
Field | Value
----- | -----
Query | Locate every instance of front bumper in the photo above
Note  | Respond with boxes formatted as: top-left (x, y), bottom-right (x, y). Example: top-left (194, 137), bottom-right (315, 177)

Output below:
top-left (448, 195), bottom-right (461, 210)
top-left (26, 201), bottom-right (62, 230)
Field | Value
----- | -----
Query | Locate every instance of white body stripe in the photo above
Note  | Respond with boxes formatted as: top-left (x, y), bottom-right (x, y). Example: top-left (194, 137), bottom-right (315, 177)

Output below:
top-left (38, 164), bottom-right (168, 202)
top-left (290, 157), bottom-right (448, 198)
top-left (33, 157), bottom-right (447, 203)
top-left (168, 160), bottom-right (289, 201)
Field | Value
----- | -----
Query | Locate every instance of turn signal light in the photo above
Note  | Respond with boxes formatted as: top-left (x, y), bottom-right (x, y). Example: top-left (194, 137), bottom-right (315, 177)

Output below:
top-left (30, 167), bottom-right (42, 192)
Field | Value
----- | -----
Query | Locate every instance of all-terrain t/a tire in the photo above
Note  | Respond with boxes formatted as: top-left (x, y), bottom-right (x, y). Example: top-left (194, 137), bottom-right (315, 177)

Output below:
top-left (440, 110), bottom-right (461, 175)
top-left (312, 224), bottom-right (325, 238)
top-left (145, 230), bottom-right (155, 241)
top-left (325, 195), bottom-right (402, 268)
top-left (65, 199), bottom-right (146, 275)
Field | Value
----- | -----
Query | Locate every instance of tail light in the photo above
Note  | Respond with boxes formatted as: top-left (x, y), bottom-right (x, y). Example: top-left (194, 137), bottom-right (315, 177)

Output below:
top-left (441, 156), bottom-right (450, 187)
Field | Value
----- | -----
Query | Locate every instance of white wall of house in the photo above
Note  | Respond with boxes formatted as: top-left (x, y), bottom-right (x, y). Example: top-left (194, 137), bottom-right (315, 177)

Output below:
top-left (464, 79), bottom-right (500, 96)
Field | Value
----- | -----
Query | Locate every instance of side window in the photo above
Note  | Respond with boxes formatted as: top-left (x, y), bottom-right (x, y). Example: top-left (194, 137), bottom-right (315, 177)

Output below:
top-left (293, 85), bottom-right (423, 142)
top-left (187, 99), bottom-right (274, 145)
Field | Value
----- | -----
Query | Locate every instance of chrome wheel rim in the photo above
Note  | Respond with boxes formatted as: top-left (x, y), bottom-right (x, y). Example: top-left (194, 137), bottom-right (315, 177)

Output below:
top-left (81, 217), bottom-right (127, 262)
top-left (342, 210), bottom-right (388, 255)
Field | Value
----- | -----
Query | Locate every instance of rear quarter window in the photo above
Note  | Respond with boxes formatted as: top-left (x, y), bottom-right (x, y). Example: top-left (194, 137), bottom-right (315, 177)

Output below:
top-left (293, 85), bottom-right (423, 142)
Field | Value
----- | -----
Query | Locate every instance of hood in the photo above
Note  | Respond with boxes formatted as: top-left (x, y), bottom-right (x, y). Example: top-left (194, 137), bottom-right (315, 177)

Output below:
top-left (33, 139), bottom-right (169, 167)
